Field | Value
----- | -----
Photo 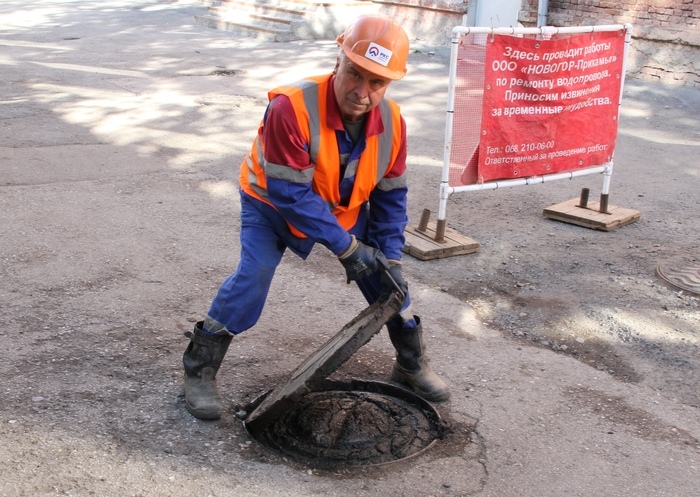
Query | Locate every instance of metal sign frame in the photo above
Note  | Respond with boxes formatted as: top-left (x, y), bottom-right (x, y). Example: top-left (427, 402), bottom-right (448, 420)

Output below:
top-left (433, 24), bottom-right (633, 242)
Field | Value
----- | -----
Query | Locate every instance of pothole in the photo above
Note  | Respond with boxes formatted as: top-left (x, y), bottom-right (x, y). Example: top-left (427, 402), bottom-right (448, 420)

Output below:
top-left (245, 381), bottom-right (444, 470)
top-left (209, 69), bottom-right (243, 77)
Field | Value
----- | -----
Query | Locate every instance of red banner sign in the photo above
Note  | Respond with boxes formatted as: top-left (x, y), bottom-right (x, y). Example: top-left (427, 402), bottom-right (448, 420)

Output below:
top-left (477, 30), bottom-right (625, 182)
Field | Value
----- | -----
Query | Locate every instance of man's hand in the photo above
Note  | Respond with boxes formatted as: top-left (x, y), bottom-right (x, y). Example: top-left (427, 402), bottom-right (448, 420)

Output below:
top-left (338, 236), bottom-right (388, 282)
top-left (381, 260), bottom-right (408, 296)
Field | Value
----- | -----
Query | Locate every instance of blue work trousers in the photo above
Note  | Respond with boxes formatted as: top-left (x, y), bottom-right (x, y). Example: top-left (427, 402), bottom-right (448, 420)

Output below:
top-left (202, 191), bottom-right (414, 336)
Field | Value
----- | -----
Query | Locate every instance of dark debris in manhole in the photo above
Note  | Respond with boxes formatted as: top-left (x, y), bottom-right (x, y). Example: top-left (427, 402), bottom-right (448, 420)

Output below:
top-left (246, 383), bottom-right (444, 470)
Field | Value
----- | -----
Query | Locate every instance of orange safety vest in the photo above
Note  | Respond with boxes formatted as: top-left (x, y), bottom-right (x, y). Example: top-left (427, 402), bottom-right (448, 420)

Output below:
top-left (239, 74), bottom-right (403, 238)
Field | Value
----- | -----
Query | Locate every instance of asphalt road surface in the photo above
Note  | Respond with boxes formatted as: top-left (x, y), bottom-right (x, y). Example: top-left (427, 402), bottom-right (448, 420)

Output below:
top-left (1, 1), bottom-right (698, 496)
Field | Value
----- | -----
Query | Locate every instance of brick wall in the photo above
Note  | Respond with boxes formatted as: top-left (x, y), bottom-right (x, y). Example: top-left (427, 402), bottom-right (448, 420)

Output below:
top-left (518, 0), bottom-right (700, 87)
top-left (546, 0), bottom-right (699, 28)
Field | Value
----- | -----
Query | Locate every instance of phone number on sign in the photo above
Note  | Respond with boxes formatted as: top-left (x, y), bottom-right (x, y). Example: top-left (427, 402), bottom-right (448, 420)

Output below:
top-left (504, 141), bottom-right (555, 154)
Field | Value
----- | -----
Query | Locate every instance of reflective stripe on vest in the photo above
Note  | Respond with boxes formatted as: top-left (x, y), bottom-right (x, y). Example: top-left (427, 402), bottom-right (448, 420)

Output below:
top-left (239, 73), bottom-right (403, 237)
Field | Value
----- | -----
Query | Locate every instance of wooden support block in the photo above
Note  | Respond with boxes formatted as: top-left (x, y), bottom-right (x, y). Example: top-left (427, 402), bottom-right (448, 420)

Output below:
top-left (403, 222), bottom-right (480, 261)
top-left (542, 198), bottom-right (641, 231)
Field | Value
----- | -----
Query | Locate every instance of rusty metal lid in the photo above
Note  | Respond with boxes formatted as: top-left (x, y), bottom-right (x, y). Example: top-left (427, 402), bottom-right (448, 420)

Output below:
top-left (244, 291), bottom-right (404, 431)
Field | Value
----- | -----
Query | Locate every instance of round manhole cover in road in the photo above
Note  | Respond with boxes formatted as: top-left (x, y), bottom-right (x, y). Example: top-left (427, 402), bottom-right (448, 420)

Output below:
top-left (656, 260), bottom-right (700, 296)
top-left (245, 381), bottom-right (443, 470)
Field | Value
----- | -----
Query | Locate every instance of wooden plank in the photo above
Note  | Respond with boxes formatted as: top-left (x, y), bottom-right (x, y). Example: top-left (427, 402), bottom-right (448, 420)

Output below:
top-left (543, 198), bottom-right (641, 231)
top-left (403, 222), bottom-right (480, 261)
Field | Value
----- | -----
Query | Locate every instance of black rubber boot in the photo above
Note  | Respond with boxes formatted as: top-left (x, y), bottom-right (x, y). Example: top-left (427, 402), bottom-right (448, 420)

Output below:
top-left (388, 316), bottom-right (450, 403)
top-left (182, 321), bottom-right (232, 420)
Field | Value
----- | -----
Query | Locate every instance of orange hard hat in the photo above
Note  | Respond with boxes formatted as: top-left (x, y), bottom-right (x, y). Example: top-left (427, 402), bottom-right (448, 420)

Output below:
top-left (336, 14), bottom-right (409, 81)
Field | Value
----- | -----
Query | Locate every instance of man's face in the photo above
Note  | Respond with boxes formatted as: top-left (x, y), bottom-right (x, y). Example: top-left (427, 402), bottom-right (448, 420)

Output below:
top-left (333, 54), bottom-right (391, 123)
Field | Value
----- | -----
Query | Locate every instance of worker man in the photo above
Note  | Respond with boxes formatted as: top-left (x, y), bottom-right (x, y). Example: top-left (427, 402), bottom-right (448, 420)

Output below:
top-left (182, 14), bottom-right (450, 420)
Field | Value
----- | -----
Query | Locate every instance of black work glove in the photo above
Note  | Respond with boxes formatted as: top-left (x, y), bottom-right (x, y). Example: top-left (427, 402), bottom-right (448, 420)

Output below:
top-left (381, 260), bottom-right (408, 297)
top-left (338, 235), bottom-right (388, 283)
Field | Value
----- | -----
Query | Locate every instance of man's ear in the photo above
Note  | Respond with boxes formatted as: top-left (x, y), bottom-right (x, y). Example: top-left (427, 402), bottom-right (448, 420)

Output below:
top-left (333, 56), bottom-right (340, 75)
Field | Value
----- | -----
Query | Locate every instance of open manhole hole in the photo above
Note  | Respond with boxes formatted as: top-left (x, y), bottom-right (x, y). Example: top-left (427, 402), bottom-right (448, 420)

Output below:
top-left (239, 287), bottom-right (445, 469)
top-left (244, 380), bottom-right (443, 469)
top-left (245, 384), bottom-right (442, 468)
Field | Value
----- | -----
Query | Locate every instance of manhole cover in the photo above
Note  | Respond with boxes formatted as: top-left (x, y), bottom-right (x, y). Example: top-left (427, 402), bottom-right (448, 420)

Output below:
top-left (245, 380), bottom-right (443, 469)
top-left (244, 292), bottom-right (403, 431)
top-left (656, 260), bottom-right (700, 296)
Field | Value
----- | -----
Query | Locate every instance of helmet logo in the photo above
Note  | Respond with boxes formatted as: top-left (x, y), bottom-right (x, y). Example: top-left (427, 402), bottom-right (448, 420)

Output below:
top-left (364, 42), bottom-right (393, 67)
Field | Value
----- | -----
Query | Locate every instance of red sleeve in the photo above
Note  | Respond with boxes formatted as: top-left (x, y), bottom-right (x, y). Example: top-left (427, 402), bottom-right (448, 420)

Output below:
top-left (262, 95), bottom-right (313, 175)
